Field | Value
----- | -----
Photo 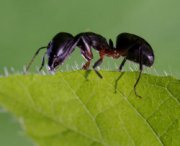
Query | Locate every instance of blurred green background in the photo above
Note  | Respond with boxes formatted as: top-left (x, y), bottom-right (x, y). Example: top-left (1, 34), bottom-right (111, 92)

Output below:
top-left (0, 0), bottom-right (179, 146)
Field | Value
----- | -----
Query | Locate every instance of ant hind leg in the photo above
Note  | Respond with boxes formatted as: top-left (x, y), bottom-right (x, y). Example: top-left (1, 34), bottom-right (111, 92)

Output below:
top-left (134, 48), bottom-right (143, 98)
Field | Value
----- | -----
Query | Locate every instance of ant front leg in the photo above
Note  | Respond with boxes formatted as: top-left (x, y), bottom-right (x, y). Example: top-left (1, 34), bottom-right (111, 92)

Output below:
top-left (93, 52), bottom-right (104, 78)
top-left (134, 48), bottom-right (143, 98)
top-left (80, 37), bottom-right (93, 70)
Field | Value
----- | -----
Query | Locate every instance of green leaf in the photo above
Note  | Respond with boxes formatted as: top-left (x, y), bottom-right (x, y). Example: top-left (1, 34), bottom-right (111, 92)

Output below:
top-left (0, 71), bottom-right (179, 146)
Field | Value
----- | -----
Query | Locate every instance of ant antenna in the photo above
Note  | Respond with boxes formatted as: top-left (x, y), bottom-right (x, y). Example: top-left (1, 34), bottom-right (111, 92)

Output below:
top-left (26, 46), bottom-right (47, 72)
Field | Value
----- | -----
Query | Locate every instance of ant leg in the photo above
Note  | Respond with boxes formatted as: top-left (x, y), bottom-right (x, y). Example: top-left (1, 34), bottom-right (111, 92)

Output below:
top-left (119, 57), bottom-right (127, 71)
top-left (80, 37), bottom-right (93, 70)
top-left (39, 53), bottom-right (46, 71)
top-left (115, 57), bottom-right (126, 93)
top-left (26, 46), bottom-right (47, 71)
top-left (134, 48), bottom-right (143, 98)
top-left (82, 60), bottom-right (91, 70)
top-left (93, 56), bottom-right (104, 78)
top-left (134, 70), bottom-right (142, 98)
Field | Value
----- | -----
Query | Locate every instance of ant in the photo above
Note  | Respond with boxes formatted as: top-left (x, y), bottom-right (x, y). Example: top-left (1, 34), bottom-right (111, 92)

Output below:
top-left (26, 32), bottom-right (154, 98)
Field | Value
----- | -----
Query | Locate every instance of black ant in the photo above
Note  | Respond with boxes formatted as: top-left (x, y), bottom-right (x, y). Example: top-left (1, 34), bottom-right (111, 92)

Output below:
top-left (26, 32), bottom-right (154, 98)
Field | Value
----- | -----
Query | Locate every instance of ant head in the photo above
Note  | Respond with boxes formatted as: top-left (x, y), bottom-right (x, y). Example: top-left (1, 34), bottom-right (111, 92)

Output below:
top-left (47, 41), bottom-right (67, 71)
top-left (47, 33), bottom-right (75, 71)
top-left (26, 32), bottom-right (75, 72)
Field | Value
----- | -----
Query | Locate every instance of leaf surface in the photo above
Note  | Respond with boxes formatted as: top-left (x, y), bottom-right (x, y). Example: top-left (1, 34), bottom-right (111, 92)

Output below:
top-left (0, 71), bottom-right (179, 146)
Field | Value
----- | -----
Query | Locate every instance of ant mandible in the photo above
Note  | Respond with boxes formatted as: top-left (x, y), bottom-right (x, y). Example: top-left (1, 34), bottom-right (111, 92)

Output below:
top-left (26, 32), bottom-right (154, 98)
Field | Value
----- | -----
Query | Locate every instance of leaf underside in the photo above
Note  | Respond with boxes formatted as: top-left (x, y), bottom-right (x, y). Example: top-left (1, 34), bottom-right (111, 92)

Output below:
top-left (0, 71), bottom-right (179, 146)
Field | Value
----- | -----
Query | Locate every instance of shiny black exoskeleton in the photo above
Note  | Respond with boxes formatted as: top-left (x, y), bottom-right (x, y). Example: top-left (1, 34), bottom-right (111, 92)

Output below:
top-left (74, 32), bottom-right (109, 72)
top-left (47, 33), bottom-right (75, 70)
top-left (26, 32), bottom-right (154, 98)
top-left (115, 33), bottom-right (154, 68)
top-left (113, 33), bottom-right (154, 97)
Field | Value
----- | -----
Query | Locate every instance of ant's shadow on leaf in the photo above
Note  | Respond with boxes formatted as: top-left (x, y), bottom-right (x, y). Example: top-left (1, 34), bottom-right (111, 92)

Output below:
top-left (84, 70), bottom-right (92, 80)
